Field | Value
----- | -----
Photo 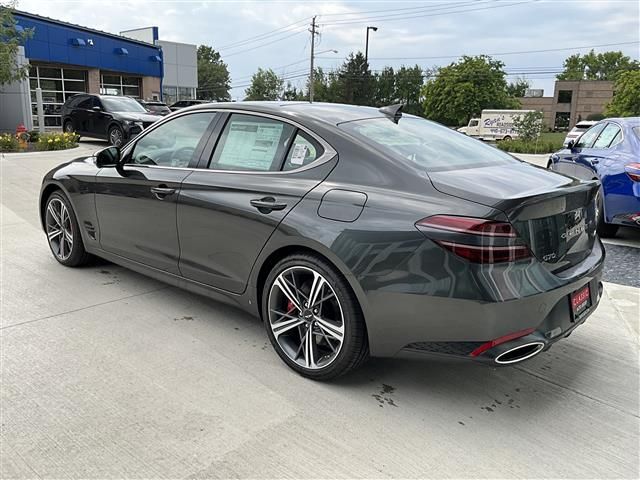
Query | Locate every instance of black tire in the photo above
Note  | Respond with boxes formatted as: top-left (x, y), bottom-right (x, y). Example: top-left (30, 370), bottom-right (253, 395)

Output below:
top-left (503, 135), bottom-right (512, 141)
top-left (595, 189), bottom-right (618, 238)
top-left (63, 121), bottom-right (79, 140)
top-left (262, 253), bottom-right (369, 380)
top-left (44, 191), bottom-right (92, 267)
top-left (108, 125), bottom-right (125, 147)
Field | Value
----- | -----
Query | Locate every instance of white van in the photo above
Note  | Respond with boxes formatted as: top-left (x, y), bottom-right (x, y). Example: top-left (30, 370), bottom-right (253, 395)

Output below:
top-left (457, 109), bottom-right (534, 141)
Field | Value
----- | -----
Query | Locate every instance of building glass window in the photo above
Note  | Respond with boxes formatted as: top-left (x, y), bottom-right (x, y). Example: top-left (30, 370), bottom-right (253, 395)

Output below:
top-left (557, 90), bottom-right (573, 104)
top-left (100, 74), bottom-right (141, 98)
top-left (29, 65), bottom-right (87, 129)
top-left (554, 112), bottom-right (571, 130)
top-left (163, 86), bottom-right (177, 105)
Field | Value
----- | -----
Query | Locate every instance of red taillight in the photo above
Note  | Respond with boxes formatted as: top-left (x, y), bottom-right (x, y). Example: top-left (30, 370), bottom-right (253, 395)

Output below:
top-left (437, 241), bottom-right (532, 263)
top-left (469, 328), bottom-right (536, 357)
top-left (625, 163), bottom-right (640, 182)
top-left (416, 215), bottom-right (517, 237)
top-left (416, 215), bottom-right (532, 264)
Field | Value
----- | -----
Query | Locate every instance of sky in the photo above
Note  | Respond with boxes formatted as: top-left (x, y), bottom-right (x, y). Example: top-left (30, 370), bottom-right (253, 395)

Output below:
top-left (15, 0), bottom-right (640, 100)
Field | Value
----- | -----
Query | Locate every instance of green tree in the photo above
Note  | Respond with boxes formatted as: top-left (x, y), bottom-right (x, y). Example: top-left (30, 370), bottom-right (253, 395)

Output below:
top-left (605, 70), bottom-right (640, 117)
top-left (282, 81), bottom-right (304, 101)
top-left (512, 110), bottom-right (544, 142)
top-left (506, 77), bottom-right (530, 97)
top-left (196, 45), bottom-right (231, 101)
top-left (244, 68), bottom-right (283, 100)
top-left (0, 3), bottom-right (33, 86)
top-left (421, 55), bottom-right (519, 126)
top-left (373, 66), bottom-right (396, 106)
top-left (336, 52), bottom-right (372, 105)
top-left (557, 50), bottom-right (639, 81)
top-left (395, 65), bottom-right (424, 115)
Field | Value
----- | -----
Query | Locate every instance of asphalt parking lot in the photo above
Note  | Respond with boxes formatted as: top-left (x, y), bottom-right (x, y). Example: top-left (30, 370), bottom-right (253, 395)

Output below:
top-left (1, 143), bottom-right (639, 479)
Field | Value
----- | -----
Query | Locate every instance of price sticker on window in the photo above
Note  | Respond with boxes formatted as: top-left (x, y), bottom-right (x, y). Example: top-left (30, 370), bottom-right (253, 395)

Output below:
top-left (290, 143), bottom-right (308, 165)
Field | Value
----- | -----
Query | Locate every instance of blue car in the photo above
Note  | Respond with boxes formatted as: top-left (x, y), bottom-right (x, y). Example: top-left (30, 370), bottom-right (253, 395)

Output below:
top-left (548, 117), bottom-right (640, 237)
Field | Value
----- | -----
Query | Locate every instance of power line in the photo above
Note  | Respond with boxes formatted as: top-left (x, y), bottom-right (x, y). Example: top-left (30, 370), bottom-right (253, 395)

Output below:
top-left (318, 1), bottom-right (477, 17)
top-left (321, 0), bottom-right (537, 26)
top-left (222, 30), bottom-right (307, 58)
top-left (217, 16), bottom-right (311, 51)
top-left (320, 0), bottom-right (490, 25)
top-left (359, 41), bottom-right (640, 61)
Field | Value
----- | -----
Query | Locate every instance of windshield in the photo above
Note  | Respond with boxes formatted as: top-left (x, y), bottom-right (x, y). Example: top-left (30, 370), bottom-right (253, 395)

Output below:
top-left (339, 116), bottom-right (518, 172)
top-left (101, 97), bottom-right (147, 113)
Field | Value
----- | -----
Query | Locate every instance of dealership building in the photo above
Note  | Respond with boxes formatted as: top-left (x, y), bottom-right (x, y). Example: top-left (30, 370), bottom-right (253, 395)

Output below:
top-left (0, 11), bottom-right (197, 131)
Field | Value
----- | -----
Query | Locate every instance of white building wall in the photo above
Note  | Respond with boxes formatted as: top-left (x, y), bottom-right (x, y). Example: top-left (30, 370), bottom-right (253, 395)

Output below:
top-left (0, 47), bottom-right (32, 132)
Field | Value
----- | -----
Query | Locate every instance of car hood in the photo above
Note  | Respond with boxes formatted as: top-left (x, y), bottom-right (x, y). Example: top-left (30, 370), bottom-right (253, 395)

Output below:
top-left (114, 112), bottom-right (161, 123)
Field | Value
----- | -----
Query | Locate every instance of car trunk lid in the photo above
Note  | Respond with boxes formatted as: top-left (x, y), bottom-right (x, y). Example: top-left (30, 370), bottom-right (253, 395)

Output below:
top-left (428, 162), bottom-right (599, 272)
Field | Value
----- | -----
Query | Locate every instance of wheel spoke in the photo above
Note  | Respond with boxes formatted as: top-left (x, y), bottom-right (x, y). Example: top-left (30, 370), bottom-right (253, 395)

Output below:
top-left (47, 203), bottom-right (62, 226)
top-left (314, 315), bottom-right (344, 342)
top-left (303, 327), bottom-right (316, 368)
top-left (63, 229), bottom-right (73, 244)
top-left (272, 316), bottom-right (306, 338)
top-left (59, 233), bottom-right (65, 258)
top-left (308, 271), bottom-right (326, 308)
top-left (47, 228), bottom-right (62, 240)
top-left (274, 275), bottom-right (302, 311)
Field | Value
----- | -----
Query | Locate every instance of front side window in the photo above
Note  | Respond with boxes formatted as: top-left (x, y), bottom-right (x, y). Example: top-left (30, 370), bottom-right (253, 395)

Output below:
top-left (575, 123), bottom-right (606, 148)
top-left (75, 96), bottom-right (93, 109)
top-left (339, 116), bottom-right (518, 172)
top-left (130, 112), bottom-right (216, 167)
top-left (592, 124), bottom-right (621, 149)
top-left (209, 114), bottom-right (295, 171)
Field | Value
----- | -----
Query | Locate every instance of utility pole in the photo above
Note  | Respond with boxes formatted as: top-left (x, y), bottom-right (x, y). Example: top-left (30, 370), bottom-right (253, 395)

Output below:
top-left (309, 16), bottom-right (318, 103)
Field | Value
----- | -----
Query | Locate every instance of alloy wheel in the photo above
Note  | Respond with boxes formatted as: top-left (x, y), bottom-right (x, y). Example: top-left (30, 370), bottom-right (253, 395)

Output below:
top-left (109, 128), bottom-right (123, 147)
top-left (268, 266), bottom-right (345, 369)
top-left (45, 198), bottom-right (74, 261)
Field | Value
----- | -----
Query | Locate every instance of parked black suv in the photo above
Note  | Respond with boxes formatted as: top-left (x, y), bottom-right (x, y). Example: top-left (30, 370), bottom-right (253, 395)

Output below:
top-left (62, 94), bottom-right (160, 147)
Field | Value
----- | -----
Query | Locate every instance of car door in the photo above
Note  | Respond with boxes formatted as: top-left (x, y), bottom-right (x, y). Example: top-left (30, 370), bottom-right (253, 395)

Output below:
top-left (553, 122), bottom-right (607, 176)
top-left (89, 97), bottom-right (111, 138)
top-left (72, 95), bottom-right (93, 134)
top-left (177, 112), bottom-right (337, 293)
top-left (95, 111), bottom-right (219, 274)
top-left (574, 123), bottom-right (622, 180)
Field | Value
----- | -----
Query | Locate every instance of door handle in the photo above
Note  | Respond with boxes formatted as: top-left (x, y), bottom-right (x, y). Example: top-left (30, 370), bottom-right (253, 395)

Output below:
top-left (250, 197), bottom-right (287, 212)
top-left (150, 185), bottom-right (176, 199)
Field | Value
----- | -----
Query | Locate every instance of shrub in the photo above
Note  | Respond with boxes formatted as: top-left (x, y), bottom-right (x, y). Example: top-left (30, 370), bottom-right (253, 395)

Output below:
top-left (512, 110), bottom-right (544, 142)
top-left (28, 130), bottom-right (40, 143)
top-left (496, 138), bottom-right (563, 154)
top-left (0, 133), bottom-right (19, 152)
top-left (37, 131), bottom-right (79, 151)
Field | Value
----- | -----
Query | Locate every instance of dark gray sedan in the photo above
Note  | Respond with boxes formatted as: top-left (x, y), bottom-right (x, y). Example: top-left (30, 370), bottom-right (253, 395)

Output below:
top-left (40, 102), bottom-right (604, 380)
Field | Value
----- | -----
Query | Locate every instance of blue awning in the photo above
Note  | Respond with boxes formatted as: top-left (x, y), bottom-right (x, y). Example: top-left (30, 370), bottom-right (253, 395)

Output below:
top-left (114, 47), bottom-right (129, 55)
top-left (70, 38), bottom-right (86, 46)
top-left (149, 55), bottom-right (162, 62)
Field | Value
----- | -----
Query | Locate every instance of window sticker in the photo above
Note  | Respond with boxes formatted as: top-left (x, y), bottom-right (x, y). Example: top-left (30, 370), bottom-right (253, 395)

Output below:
top-left (290, 143), bottom-right (308, 165)
top-left (217, 121), bottom-right (284, 170)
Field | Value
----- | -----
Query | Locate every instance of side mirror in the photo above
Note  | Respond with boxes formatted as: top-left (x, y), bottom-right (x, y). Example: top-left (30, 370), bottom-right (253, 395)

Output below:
top-left (95, 146), bottom-right (120, 168)
top-left (92, 105), bottom-right (101, 112)
top-left (567, 140), bottom-right (575, 150)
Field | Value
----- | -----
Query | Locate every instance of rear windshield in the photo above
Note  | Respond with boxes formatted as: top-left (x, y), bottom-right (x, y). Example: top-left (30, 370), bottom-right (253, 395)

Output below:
top-left (339, 116), bottom-right (518, 172)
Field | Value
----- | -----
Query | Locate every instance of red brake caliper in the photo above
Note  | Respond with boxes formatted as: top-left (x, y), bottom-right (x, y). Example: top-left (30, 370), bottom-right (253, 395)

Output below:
top-left (287, 300), bottom-right (295, 313)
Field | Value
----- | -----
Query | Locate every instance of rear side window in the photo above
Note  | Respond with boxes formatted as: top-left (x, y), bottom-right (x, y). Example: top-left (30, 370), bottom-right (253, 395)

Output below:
top-left (209, 114), bottom-right (295, 171)
top-left (593, 124), bottom-right (621, 149)
top-left (339, 116), bottom-right (518, 172)
top-left (575, 123), bottom-right (606, 148)
top-left (283, 131), bottom-right (323, 171)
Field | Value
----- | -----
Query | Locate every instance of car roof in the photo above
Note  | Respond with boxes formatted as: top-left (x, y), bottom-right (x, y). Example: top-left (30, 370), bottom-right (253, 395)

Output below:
top-left (188, 101), bottom-right (393, 126)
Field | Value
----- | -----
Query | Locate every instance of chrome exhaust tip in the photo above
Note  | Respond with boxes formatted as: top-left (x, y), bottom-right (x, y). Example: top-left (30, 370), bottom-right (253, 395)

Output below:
top-left (494, 342), bottom-right (545, 365)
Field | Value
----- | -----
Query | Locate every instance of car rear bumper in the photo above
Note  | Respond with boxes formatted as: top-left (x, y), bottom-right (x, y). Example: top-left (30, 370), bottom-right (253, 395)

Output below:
top-left (363, 239), bottom-right (605, 360)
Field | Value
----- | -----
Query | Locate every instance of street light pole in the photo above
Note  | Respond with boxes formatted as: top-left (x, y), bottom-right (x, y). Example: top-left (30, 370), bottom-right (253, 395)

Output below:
top-left (365, 26), bottom-right (378, 65)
